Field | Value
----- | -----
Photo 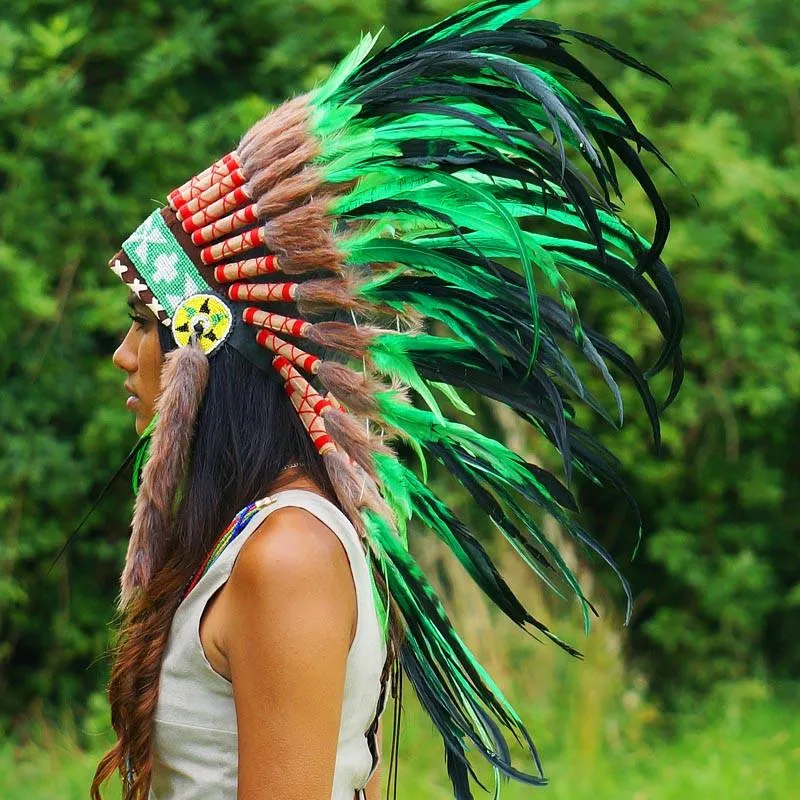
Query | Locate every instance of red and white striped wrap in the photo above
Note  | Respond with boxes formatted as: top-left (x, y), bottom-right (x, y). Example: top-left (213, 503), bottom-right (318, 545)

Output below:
top-left (182, 186), bottom-right (252, 234)
top-left (273, 356), bottom-right (335, 456)
top-left (228, 282), bottom-right (297, 303)
top-left (202, 227), bottom-right (265, 264)
top-left (243, 308), bottom-right (310, 338)
top-left (176, 169), bottom-right (248, 222)
top-left (255, 332), bottom-right (320, 374)
top-left (167, 152), bottom-right (241, 210)
top-left (215, 256), bottom-right (281, 283)
top-left (191, 204), bottom-right (259, 246)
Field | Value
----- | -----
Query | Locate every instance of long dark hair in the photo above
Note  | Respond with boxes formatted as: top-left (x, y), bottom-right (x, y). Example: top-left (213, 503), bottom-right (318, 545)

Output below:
top-left (92, 333), bottom-right (335, 799)
top-left (171, 336), bottom-right (336, 560)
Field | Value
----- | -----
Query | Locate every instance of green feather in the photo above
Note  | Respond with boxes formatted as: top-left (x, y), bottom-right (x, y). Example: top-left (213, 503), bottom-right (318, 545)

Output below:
top-left (313, 31), bottom-right (381, 109)
top-left (132, 414), bottom-right (157, 494)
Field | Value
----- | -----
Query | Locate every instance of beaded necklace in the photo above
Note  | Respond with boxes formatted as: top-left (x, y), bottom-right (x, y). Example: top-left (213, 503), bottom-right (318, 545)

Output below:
top-left (180, 464), bottom-right (302, 600)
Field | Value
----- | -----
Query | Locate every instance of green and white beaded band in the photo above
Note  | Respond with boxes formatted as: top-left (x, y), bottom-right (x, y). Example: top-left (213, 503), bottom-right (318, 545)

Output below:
top-left (121, 209), bottom-right (211, 321)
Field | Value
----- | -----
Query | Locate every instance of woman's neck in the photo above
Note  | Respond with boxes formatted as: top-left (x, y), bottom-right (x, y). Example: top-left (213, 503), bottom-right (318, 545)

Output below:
top-left (268, 468), bottom-right (332, 503)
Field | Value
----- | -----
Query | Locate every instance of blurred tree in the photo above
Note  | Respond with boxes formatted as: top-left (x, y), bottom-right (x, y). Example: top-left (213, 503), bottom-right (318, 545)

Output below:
top-left (0, 0), bottom-right (797, 721)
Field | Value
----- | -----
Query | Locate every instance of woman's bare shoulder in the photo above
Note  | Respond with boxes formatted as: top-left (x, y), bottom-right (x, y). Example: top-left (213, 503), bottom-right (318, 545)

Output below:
top-left (222, 503), bottom-right (356, 641)
top-left (231, 505), bottom-right (351, 586)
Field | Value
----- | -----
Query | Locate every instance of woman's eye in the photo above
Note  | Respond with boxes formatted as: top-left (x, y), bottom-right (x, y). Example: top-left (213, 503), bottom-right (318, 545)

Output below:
top-left (128, 312), bottom-right (149, 328)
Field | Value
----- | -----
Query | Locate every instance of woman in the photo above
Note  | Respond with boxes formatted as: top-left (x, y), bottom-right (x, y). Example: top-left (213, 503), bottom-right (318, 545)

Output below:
top-left (91, 1), bottom-right (682, 798)
top-left (105, 293), bottom-right (386, 799)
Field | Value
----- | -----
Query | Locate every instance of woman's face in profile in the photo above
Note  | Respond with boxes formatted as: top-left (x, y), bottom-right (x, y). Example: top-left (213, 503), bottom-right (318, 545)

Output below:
top-left (112, 294), bottom-right (163, 434)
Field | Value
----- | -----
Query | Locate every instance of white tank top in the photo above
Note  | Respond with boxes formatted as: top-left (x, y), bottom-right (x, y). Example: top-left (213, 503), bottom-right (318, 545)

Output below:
top-left (149, 490), bottom-right (388, 799)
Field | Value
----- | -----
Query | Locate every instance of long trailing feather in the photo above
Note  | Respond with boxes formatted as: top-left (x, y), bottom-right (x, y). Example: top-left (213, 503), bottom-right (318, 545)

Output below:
top-left (366, 509), bottom-right (548, 797)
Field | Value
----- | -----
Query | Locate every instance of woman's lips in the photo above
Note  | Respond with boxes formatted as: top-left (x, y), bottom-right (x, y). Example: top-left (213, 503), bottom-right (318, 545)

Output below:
top-left (124, 384), bottom-right (139, 411)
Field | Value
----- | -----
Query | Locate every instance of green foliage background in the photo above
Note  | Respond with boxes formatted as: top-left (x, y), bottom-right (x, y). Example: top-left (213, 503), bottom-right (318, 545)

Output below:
top-left (1, 0), bottom-right (798, 736)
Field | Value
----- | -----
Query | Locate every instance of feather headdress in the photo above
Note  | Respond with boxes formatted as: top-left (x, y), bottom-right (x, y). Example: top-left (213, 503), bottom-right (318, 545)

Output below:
top-left (109, 1), bottom-right (682, 794)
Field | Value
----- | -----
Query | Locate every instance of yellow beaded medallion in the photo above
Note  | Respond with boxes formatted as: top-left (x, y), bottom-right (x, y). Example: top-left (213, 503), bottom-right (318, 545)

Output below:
top-left (172, 293), bottom-right (232, 355)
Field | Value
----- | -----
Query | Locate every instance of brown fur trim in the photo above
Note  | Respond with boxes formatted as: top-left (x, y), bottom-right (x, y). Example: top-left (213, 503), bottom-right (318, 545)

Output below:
top-left (306, 321), bottom-right (378, 358)
top-left (246, 138), bottom-right (321, 200)
top-left (264, 196), bottom-right (344, 275)
top-left (309, 257), bottom-right (428, 325)
top-left (120, 341), bottom-right (209, 609)
top-left (324, 409), bottom-right (393, 477)
top-left (387, 306), bottom-right (426, 331)
top-left (253, 166), bottom-right (324, 220)
top-left (323, 450), bottom-right (388, 534)
top-left (295, 277), bottom-right (366, 315)
top-left (317, 360), bottom-right (385, 415)
top-left (238, 95), bottom-right (313, 166)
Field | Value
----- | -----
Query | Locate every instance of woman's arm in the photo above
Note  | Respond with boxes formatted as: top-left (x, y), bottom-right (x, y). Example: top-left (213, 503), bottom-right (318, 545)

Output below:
top-left (222, 507), bottom-right (357, 800)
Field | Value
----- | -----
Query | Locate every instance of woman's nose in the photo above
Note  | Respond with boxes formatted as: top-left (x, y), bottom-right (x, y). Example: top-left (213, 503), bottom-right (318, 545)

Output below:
top-left (113, 329), bottom-right (137, 373)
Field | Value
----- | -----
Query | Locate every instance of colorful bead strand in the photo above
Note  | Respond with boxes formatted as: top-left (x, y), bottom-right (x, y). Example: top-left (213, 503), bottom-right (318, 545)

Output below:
top-left (181, 499), bottom-right (270, 600)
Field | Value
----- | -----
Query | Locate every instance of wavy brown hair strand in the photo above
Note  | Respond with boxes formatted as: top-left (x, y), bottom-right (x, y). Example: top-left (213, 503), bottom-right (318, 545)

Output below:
top-left (91, 562), bottom-right (186, 799)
